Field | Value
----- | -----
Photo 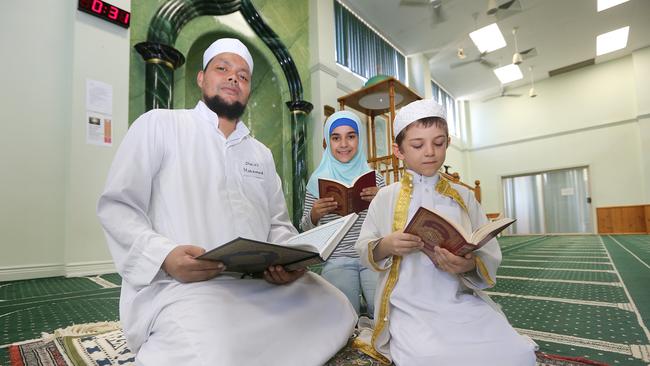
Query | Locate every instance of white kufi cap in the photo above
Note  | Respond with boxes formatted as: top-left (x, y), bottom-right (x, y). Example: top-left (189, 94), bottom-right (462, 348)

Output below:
top-left (393, 99), bottom-right (446, 139)
top-left (202, 38), bottom-right (254, 73)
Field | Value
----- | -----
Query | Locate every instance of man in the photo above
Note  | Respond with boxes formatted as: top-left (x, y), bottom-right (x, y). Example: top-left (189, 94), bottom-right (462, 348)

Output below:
top-left (97, 38), bottom-right (356, 366)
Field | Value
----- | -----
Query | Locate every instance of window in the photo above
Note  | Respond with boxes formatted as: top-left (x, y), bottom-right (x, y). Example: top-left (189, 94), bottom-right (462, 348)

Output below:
top-left (334, 1), bottom-right (406, 82)
top-left (431, 80), bottom-right (459, 137)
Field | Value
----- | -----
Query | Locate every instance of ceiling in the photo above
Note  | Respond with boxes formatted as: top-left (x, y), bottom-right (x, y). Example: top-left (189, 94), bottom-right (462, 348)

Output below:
top-left (341, 0), bottom-right (650, 101)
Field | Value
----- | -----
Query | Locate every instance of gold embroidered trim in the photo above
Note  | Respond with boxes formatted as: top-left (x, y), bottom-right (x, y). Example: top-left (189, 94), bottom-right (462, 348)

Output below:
top-left (369, 172), bottom-right (413, 361)
top-left (367, 239), bottom-right (386, 272)
top-left (352, 338), bottom-right (391, 364)
top-left (475, 256), bottom-right (495, 287)
top-left (435, 177), bottom-right (468, 213)
top-left (393, 172), bottom-right (413, 231)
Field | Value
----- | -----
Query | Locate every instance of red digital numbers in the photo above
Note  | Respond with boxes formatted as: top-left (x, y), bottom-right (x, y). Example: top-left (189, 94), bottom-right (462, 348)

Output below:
top-left (91, 0), bottom-right (103, 14)
top-left (78, 0), bottom-right (130, 28)
top-left (108, 6), bottom-right (119, 20)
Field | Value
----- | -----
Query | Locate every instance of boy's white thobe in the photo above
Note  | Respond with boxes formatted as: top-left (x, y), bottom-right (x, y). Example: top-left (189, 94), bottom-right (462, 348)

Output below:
top-left (355, 171), bottom-right (536, 366)
top-left (97, 101), bottom-right (356, 366)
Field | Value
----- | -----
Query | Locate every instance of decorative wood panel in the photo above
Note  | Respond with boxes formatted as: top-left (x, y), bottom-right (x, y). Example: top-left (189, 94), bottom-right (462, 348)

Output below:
top-left (596, 205), bottom-right (650, 234)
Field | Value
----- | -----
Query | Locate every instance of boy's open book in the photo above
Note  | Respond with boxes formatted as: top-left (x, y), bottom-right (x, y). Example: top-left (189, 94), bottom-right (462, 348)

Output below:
top-left (318, 171), bottom-right (376, 216)
top-left (404, 207), bottom-right (516, 256)
top-left (197, 213), bottom-right (358, 274)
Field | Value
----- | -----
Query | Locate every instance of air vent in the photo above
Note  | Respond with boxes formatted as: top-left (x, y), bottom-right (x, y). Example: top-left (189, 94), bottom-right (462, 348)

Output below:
top-left (548, 59), bottom-right (595, 77)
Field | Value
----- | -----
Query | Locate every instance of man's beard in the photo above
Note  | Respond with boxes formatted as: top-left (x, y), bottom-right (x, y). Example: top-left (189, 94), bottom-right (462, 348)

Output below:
top-left (203, 94), bottom-right (247, 120)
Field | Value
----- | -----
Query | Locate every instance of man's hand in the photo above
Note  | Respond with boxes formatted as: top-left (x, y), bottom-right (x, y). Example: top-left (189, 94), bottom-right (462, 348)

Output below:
top-left (432, 246), bottom-right (476, 274)
top-left (263, 265), bottom-right (306, 285)
top-left (372, 230), bottom-right (423, 261)
top-left (360, 186), bottom-right (379, 202)
top-left (310, 197), bottom-right (338, 224)
top-left (162, 245), bottom-right (226, 283)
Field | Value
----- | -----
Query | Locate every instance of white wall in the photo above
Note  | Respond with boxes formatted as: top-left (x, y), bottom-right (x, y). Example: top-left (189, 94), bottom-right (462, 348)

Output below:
top-left (65, 1), bottom-right (130, 276)
top-left (466, 49), bottom-right (649, 228)
top-left (632, 47), bottom-right (650, 200)
top-left (0, 0), bottom-right (130, 280)
top-left (469, 56), bottom-right (637, 148)
top-left (0, 2), bottom-right (71, 278)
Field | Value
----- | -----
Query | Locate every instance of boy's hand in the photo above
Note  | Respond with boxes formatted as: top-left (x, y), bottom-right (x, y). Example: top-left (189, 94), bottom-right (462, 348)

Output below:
top-left (360, 186), bottom-right (380, 202)
top-left (263, 265), bottom-right (306, 285)
top-left (162, 245), bottom-right (226, 283)
top-left (432, 246), bottom-right (476, 274)
top-left (310, 197), bottom-right (338, 224)
top-left (373, 230), bottom-right (423, 261)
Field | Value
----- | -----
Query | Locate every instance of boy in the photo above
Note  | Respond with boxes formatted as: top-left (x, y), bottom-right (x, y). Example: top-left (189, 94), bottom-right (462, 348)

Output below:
top-left (354, 99), bottom-right (536, 366)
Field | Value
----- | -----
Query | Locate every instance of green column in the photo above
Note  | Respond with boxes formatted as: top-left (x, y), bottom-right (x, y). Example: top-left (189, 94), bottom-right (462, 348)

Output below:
top-left (287, 101), bottom-right (313, 227)
top-left (134, 42), bottom-right (185, 111)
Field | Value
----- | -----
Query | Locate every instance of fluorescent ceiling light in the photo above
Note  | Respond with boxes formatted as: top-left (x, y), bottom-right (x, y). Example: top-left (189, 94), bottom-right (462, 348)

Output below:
top-left (597, 0), bottom-right (629, 12)
top-left (469, 23), bottom-right (507, 53)
top-left (493, 64), bottom-right (523, 84)
top-left (596, 26), bottom-right (630, 56)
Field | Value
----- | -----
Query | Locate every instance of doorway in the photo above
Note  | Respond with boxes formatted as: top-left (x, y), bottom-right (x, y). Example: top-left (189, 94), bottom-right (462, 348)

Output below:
top-left (502, 167), bottom-right (593, 234)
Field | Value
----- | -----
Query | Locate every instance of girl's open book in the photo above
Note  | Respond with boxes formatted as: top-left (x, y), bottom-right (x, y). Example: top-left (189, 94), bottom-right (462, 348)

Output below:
top-left (404, 207), bottom-right (516, 256)
top-left (197, 213), bottom-right (358, 274)
top-left (318, 171), bottom-right (376, 215)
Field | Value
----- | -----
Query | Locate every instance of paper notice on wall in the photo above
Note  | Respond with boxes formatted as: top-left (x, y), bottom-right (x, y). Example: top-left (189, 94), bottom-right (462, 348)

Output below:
top-left (86, 79), bottom-right (113, 115)
top-left (86, 79), bottom-right (113, 146)
top-left (87, 112), bottom-right (112, 146)
top-left (560, 187), bottom-right (575, 196)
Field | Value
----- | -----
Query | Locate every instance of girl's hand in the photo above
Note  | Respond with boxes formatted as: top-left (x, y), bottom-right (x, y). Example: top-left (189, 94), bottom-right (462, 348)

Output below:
top-left (310, 197), bottom-right (338, 224)
top-left (360, 186), bottom-right (379, 202)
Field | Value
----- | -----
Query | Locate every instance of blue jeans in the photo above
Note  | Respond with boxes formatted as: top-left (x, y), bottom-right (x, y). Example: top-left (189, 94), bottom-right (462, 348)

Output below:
top-left (321, 256), bottom-right (378, 317)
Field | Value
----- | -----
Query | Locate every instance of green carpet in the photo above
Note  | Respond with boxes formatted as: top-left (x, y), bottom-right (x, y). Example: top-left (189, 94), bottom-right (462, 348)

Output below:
top-left (492, 235), bottom-right (650, 365)
top-left (1, 235), bottom-right (649, 365)
top-left (602, 235), bottom-right (650, 325)
top-left (0, 275), bottom-right (121, 365)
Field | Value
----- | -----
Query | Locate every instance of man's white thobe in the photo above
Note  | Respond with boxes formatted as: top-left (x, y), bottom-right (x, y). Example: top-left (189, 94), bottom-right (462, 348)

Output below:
top-left (97, 101), bottom-right (356, 366)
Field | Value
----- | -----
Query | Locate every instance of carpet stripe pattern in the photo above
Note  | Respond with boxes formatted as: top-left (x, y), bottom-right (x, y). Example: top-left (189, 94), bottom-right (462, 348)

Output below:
top-left (494, 235), bottom-right (650, 365)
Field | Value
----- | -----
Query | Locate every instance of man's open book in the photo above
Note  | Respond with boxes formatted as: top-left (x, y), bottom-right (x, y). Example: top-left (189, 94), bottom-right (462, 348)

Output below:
top-left (404, 207), bottom-right (516, 256)
top-left (197, 213), bottom-right (358, 274)
top-left (318, 171), bottom-right (376, 216)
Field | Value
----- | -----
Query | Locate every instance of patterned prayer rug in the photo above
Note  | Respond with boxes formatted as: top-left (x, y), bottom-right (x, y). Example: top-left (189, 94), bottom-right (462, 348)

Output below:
top-left (7, 322), bottom-right (609, 366)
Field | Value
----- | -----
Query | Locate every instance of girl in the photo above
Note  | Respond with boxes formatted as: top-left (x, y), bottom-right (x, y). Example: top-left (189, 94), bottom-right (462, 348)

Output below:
top-left (302, 111), bottom-right (386, 316)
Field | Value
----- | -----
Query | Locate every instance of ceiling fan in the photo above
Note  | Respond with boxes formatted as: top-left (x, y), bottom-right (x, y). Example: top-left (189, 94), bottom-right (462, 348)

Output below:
top-left (511, 27), bottom-right (538, 65)
top-left (399, 0), bottom-right (447, 25)
top-left (450, 51), bottom-right (497, 69)
top-left (486, 0), bottom-right (522, 17)
top-left (482, 87), bottom-right (522, 102)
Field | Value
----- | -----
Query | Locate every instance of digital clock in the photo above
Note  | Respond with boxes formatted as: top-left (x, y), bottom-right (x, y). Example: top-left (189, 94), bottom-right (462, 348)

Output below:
top-left (78, 0), bottom-right (130, 29)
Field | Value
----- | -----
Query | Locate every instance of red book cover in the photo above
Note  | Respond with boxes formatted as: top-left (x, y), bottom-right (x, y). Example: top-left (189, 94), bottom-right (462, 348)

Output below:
top-left (318, 171), bottom-right (376, 216)
top-left (404, 207), bottom-right (515, 256)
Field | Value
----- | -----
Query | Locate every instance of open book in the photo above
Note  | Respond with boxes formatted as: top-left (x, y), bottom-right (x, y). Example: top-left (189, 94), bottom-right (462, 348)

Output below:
top-left (404, 207), bottom-right (516, 256)
top-left (318, 171), bottom-right (376, 216)
top-left (196, 213), bottom-right (358, 274)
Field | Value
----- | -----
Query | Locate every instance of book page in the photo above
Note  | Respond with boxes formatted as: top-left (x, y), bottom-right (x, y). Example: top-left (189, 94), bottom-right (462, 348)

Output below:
top-left (285, 213), bottom-right (358, 258)
top-left (286, 224), bottom-right (341, 254)
top-left (470, 218), bottom-right (516, 245)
